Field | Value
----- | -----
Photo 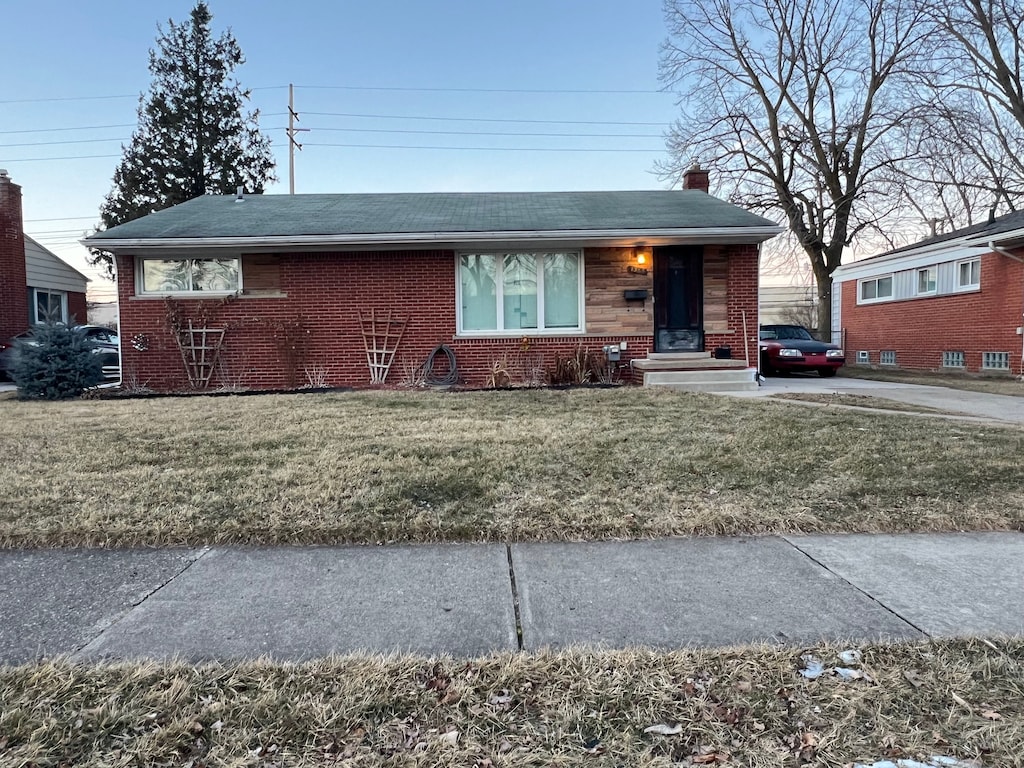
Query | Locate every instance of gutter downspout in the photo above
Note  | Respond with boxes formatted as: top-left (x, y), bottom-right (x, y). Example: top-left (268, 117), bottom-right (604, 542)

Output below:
top-left (989, 241), bottom-right (1024, 378)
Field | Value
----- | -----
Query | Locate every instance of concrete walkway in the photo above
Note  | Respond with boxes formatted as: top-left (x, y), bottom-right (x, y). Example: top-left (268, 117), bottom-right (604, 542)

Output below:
top-left (1, 533), bottom-right (1021, 664)
top-left (726, 374), bottom-right (1024, 425)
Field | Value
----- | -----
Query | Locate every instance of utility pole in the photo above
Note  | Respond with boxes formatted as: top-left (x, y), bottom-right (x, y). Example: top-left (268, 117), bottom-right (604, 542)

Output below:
top-left (286, 84), bottom-right (309, 194)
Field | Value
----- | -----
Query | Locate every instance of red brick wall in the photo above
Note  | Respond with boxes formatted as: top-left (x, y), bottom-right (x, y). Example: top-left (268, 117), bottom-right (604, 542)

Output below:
top-left (840, 252), bottom-right (1024, 374)
top-left (0, 174), bottom-right (28, 339)
top-left (719, 244), bottom-right (760, 366)
top-left (68, 291), bottom-right (88, 326)
top-left (117, 244), bottom-right (762, 391)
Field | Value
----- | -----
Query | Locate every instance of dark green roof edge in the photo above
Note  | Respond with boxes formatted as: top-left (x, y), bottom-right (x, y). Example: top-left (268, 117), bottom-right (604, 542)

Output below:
top-left (87, 190), bottom-right (779, 241)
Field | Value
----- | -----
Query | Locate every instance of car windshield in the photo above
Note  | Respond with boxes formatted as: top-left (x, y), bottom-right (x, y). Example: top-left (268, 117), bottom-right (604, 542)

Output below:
top-left (770, 326), bottom-right (814, 341)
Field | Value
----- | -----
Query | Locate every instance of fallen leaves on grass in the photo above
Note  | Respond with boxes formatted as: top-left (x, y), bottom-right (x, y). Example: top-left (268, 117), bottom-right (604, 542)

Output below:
top-left (1, 639), bottom-right (1021, 766)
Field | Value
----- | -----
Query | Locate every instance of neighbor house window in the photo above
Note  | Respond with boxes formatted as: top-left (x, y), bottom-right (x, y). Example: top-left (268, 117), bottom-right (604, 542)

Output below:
top-left (138, 258), bottom-right (241, 294)
top-left (917, 266), bottom-right (937, 294)
top-left (957, 258), bottom-right (980, 289)
top-left (880, 350), bottom-right (897, 366)
top-left (982, 351), bottom-right (1010, 370)
top-left (29, 288), bottom-right (68, 324)
top-left (858, 275), bottom-right (893, 302)
top-left (942, 351), bottom-right (965, 368)
top-left (458, 251), bottom-right (582, 333)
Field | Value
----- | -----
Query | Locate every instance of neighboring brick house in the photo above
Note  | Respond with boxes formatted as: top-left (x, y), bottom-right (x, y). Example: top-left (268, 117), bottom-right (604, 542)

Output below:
top-left (85, 172), bottom-right (781, 392)
top-left (0, 170), bottom-right (89, 341)
top-left (831, 211), bottom-right (1024, 376)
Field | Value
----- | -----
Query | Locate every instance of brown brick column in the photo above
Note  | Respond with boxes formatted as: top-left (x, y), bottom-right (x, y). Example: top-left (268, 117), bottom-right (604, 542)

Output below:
top-left (0, 170), bottom-right (28, 338)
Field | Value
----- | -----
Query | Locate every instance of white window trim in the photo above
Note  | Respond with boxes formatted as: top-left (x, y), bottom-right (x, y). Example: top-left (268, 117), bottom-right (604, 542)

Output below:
top-left (916, 266), bottom-right (937, 296)
top-left (136, 256), bottom-right (243, 297)
top-left (942, 351), bottom-right (965, 368)
top-left (455, 250), bottom-right (586, 337)
top-left (955, 257), bottom-right (981, 291)
top-left (30, 288), bottom-right (68, 324)
top-left (982, 351), bottom-right (1010, 370)
top-left (857, 274), bottom-right (894, 305)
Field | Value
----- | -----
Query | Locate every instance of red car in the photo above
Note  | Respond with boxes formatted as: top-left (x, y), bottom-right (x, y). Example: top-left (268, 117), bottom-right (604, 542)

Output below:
top-left (759, 324), bottom-right (845, 377)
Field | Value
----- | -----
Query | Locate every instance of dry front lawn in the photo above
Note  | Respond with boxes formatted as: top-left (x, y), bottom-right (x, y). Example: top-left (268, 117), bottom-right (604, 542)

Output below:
top-left (2, 388), bottom-right (1023, 547)
top-left (2, 639), bottom-right (1021, 766)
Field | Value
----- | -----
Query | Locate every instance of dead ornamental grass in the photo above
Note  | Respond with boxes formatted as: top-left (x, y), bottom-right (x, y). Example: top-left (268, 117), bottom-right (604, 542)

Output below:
top-left (2, 639), bottom-right (1022, 767)
top-left (1, 388), bottom-right (1023, 548)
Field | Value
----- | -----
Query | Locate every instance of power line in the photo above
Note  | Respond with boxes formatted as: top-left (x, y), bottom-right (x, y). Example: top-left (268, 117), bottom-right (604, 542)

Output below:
top-left (0, 94), bottom-right (137, 105)
top-left (0, 154), bottom-right (121, 162)
top-left (308, 126), bottom-right (663, 139)
top-left (24, 216), bottom-right (98, 223)
top-left (304, 111), bottom-right (667, 126)
top-left (0, 123), bottom-right (136, 135)
top-left (1, 138), bottom-right (127, 148)
top-left (306, 142), bottom-right (661, 153)
top-left (296, 84), bottom-right (666, 95)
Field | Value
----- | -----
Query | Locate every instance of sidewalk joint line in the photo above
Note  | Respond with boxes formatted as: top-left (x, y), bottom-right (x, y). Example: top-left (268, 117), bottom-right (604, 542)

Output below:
top-left (71, 546), bottom-right (212, 658)
top-left (505, 543), bottom-right (524, 651)
top-left (781, 536), bottom-right (931, 639)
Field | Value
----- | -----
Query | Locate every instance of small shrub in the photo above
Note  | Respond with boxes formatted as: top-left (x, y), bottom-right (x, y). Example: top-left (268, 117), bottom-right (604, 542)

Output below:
top-left (11, 323), bottom-right (105, 400)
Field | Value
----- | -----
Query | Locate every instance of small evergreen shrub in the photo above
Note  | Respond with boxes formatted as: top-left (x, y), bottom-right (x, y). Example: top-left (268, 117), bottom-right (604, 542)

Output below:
top-left (11, 324), bottom-right (105, 400)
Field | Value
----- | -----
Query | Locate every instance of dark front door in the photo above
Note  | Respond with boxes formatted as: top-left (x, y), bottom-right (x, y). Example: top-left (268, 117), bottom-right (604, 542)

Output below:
top-left (654, 245), bottom-right (704, 352)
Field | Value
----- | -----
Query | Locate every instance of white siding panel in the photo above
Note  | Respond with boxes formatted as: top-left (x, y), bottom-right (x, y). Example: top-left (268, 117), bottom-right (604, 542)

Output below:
top-left (936, 262), bottom-right (957, 294)
top-left (24, 238), bottom-right (89, 294)
top-left (893, 269), bottom-right (915, 299)
top-left (831, 288), bottom-right (842, 346)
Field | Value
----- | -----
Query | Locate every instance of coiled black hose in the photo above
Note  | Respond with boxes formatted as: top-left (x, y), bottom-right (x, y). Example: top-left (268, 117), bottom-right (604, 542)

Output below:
top-left (422, 344), bottom-right (458, 386)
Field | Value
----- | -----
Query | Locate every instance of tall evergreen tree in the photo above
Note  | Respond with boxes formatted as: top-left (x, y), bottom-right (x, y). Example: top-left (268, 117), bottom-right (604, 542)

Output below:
top-left (92, 2), bottom-right (275, 277)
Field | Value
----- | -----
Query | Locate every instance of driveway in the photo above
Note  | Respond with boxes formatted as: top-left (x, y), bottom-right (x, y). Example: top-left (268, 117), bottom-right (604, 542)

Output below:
top-left (727, 373), bottom-right (1024, 425)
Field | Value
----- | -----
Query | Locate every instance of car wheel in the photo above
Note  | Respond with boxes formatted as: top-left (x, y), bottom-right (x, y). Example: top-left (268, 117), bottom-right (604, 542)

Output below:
top-left (759, 354), bottom-right (773, 376)
top-left (818, 367), bottom-right (837, 378)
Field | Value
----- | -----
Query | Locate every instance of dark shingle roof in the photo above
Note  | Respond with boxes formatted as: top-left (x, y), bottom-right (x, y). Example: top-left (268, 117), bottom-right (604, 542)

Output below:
top-left (868, 208), bottom-right (1024, 261)
top-left (87, 190), bottom-right (777, 241)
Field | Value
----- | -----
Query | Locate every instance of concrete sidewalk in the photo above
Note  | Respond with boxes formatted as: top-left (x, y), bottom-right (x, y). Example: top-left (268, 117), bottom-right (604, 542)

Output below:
top-left (1, 532), bottom-right (1022, 664)
top-left (724, 374), bottom-right (1024, 424)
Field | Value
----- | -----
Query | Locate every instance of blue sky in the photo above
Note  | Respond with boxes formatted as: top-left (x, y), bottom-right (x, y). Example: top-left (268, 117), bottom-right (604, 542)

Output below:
top-left (2, 1), bottom-right (687, 299)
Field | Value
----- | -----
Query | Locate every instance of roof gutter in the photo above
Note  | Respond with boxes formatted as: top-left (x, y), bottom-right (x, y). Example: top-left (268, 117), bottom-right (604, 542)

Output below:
top-left (988, 240), bottom-right (1024, 263)
top-left (82, 225), bottom-right (784, 252)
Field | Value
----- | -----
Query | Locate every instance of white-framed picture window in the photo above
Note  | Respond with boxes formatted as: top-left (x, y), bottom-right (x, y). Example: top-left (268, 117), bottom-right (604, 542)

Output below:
top-left (858, 275), bottom-right (893, 303)
top-left (956, 258), bottom-right (980, 290)
top-left (457, 251), bottom-right (584, 334)
top-left (30, 288), bottom-right (68, 324)
top-left (138, 258), bottom-right (241, 295)
top-left (916, 266), bottom-right (937, 294)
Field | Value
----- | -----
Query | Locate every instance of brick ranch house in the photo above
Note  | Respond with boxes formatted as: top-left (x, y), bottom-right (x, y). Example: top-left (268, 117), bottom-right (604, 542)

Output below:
top-left (1, 171), bottom-right (89, 341)
top-left (85, 172), bottom-right (782, 392)
top-left (831, 209), bottom-right (1024, 376)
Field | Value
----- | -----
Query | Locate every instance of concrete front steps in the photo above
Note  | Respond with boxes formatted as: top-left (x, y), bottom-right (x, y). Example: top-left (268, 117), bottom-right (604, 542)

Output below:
top-left (632, 352), bottom-right (759, 392)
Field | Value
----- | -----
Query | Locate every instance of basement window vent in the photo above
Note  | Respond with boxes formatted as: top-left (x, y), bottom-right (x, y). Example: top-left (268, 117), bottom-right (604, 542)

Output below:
top-left (856, 350), bottom-right (870, 364)
top-left (942, 351), bottom-right (965, 368)
top-left (880, 350), bottom-right (897, 366)
top-left (982, 351), bottom-right (1010, 370)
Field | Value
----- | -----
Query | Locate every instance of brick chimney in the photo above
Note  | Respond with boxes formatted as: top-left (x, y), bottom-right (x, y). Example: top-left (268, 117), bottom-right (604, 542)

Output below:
top-left (682, 162), bottom-right (710, 193)
top-left (0, 170), bottom-right (29, 340)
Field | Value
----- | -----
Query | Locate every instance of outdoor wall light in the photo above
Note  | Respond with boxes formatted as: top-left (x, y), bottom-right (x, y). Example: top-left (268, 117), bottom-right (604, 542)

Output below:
top-left (635, 249), bottom-right (648, 265)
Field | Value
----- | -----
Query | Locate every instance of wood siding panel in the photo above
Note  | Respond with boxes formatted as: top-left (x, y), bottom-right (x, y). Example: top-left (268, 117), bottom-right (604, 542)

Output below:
top-left (584, 247), bottom-right (653, 336)
top-left (241, 254), bottom-right (283, 295)
top-left (703, 246), bottom-right (729, 332)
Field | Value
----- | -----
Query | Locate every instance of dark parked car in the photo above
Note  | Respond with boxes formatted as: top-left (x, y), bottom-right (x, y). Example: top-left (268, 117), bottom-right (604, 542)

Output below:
top-left (0, 325), bottom-right (120, 381)
top-left (759, 324), bottom-right (844, 377)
